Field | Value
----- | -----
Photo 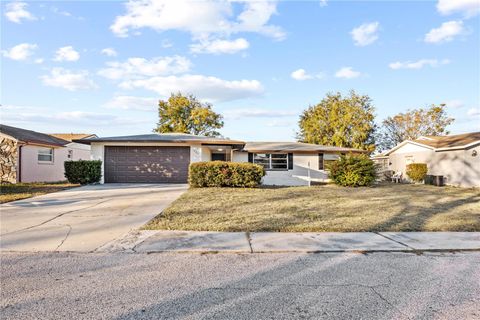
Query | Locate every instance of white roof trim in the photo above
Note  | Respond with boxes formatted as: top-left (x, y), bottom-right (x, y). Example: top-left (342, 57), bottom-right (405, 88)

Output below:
top-left (384, 140), bottom-right (434, 155)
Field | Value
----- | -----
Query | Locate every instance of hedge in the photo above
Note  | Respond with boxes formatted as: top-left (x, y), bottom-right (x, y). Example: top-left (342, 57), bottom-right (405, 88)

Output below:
top-left (64, 160), bottom-right (102, 185)
top-left (189, 161), bottom-right (265, 188)
top-left (328, 154), bottom-right (376, 187)
top-left (406, 163), bottom-right (428, 182)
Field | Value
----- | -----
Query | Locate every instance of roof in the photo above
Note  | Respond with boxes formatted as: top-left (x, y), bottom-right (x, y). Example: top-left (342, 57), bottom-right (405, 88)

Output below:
top-left (0, 124), bottom-right (69, 147)
top-left (414, 132), bottom-right (480, 149)
top-left (243, 141), bottom-right (367, 153)
top-left (49, 133), bottom-right (97, 142)
top-left (384, 131), bottom-right (480, 155)
top-left (74, 133), bottom-right (245, 145)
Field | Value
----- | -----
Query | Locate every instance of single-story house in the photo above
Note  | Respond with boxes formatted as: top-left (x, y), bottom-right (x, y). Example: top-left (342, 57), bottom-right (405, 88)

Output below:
top-left (75, 133), bottom-right (366, 186)
top-left (0, 124), bottom-right (95, 183)
top-left (376, 132), bottom-right (480, 187)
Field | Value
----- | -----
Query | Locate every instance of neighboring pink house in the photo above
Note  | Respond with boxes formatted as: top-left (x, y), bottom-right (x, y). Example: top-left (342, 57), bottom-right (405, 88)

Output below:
top-left (0, 124), bottom-right (95, 183)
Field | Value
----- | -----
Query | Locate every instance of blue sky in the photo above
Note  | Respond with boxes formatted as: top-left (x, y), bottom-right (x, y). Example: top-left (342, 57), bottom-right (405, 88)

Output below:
top-left (1, 0), bottom-right (479, 141)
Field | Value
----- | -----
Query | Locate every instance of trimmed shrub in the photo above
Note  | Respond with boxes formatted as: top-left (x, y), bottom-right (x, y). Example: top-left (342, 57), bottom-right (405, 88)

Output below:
top-left (406, 163), bottom-right (428, 182)
top-left (328, 154), bottom-right (376, 187)
top-left (64, 160), bottom-right (102, 185)
top-left (189, 161), bottom-right (265, 188)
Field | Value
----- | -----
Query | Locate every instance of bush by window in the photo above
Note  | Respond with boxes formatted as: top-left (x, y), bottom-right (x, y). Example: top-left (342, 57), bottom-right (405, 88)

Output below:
top-left (64, 160), bottom-right (102, 185)
top-left (406, 163), bottom-right (428, 182)
top-left (328, 154), bottom-right (376, 187)
top-left (189, 161), bottom-right (265, 188)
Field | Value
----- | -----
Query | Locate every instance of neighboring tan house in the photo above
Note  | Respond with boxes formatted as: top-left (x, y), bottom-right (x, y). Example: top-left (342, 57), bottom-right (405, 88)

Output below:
top-left (379, 132), bottom-right (480, 187)
top-left (0, 124), bottom-right (94, 183)
top-left (75, 133), bottom-right (366, 186)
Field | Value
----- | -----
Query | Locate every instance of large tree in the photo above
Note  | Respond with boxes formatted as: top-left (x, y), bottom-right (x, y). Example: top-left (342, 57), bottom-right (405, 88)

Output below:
top-left (154, 93), bottom-right (224, 137)
top-left (297, 91), bottom-right (376, 151)
top-left (376, 104), bottom-right (454, 152)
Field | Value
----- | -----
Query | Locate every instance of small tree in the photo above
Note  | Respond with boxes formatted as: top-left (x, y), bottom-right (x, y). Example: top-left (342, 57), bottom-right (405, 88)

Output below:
top-left (406, 163), bottom-right (428, 182)
top-left (328, 154), bottom-right (376, 187)
top-left (155, 93), bottom-right (224, 137)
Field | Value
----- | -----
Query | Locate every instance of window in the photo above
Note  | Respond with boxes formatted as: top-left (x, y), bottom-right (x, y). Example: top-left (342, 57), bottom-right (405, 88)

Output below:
top-left (318, 153), bottom-right (340, 170)
top-left (67, 149), bottom-right (73, 159)
top-left (38, 148), bottom-right (54, 162)
top-left (253, 153), bottom-right (288, 170)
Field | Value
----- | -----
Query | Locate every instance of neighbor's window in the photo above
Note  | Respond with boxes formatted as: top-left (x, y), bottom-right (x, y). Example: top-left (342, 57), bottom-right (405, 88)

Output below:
top-left (253, 153), bottom-right (288, 170)
top-left (38, 148), bottom-right (54, 162)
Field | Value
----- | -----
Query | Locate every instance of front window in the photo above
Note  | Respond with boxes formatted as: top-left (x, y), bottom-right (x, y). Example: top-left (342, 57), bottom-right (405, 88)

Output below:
top-left (319, 153), bottom-right (340, 170)
top-left (253, 153), bottom-right (288, 170)
top-left (38, 148), bottom-right (54, 162)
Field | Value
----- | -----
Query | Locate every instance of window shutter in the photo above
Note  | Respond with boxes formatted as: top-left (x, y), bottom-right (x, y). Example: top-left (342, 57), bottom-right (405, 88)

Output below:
top-left (288, 153), bottom-right (293, 170)
top-left (318, 153), bottom-right (324, 170)
top-left (248, 153), bottom-right (253, 163)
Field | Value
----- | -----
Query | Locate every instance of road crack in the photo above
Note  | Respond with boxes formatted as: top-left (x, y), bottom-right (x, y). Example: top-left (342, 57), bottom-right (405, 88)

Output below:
top-left (55, 224), bottom-right (72, 251)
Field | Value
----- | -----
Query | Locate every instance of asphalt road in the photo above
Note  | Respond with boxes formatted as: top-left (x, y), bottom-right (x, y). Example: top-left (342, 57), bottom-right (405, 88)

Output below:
top-left (1, 252), bottom-right (479, 319)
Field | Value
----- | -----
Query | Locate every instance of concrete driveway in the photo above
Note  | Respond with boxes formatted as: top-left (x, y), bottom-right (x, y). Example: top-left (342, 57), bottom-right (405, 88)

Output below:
top-left (0, 184), bottom-right (187, 252)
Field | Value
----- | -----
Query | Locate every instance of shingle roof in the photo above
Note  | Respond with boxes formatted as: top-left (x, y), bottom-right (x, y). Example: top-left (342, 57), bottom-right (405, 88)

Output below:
top-left (0, 124), bottom-right (69, 147)
top-left (49, 133), bottom-right (97, 142)
top-left (75, 133), bottom-right (244, 145)
top-left (243, 141), bottom-right (367, 153)
top-left (414, 132), bottom-right (480, 149)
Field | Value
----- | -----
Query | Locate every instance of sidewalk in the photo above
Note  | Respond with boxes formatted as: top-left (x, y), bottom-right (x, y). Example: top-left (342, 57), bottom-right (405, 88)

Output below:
top-left (98, 230), bottom-right (480, 253)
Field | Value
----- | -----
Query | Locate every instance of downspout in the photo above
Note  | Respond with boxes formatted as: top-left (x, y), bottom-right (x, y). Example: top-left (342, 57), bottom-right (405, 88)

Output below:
top-left (18, 145), bottom-right (22, 183)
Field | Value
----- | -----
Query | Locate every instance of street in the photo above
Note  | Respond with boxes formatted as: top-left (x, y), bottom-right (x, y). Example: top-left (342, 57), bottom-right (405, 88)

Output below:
top-left (1, 251), bottom-right (479, 319)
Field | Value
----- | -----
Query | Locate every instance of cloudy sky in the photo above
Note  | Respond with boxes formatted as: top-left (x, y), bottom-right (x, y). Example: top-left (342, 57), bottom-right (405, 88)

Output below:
top-left (1, 0), bottom-right (479, 141)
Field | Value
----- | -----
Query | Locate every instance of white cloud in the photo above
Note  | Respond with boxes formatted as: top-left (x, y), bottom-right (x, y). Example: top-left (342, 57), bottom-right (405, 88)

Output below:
top-left (467, 107), bottom-right (480, 117)
top-left (350, 22), bottom-right (380, 46)
top-left (335, 67), bottom-right (361, 79)
top-left (40, 68), bottom-right (97, 91)
top-left (101, 48), bottom-right (118, 57)
top-left (291, 69), bottom-right (313, 81)
top-left (290, 69), bottom-right (325, 81)
top-left (437, 0), bottom-right (480, 18)
top-left (34, 58), bottom-right (44, 64)
top-left (445, 99), bottom-right (464, 108)
top-left (424, 20), bottom-right (465, 43)
top-left (224, 108), bottom-right (296, 119)
top-left (5, 1), bottom-right (36, 23)
top-left (51, 6), bottom-right (72, 17)
top-left (110, 0), bottom-right (285, 40)
top-left (98, 56), bottom-right (191, 80)
top-left (319, 0), bottom-right (328, 7)
top-left (2, 43), bottom-right (37, 61)
top-left (54, 46), bottom-right (80, 62)
top-left (120, 75), bottom-right (263, 102)
top-left (190, 38), bottom-right (249, 54)
top-left (389, 59), bottom-right (450, 69)
top-left (103, 95), bottom-right (158, 111)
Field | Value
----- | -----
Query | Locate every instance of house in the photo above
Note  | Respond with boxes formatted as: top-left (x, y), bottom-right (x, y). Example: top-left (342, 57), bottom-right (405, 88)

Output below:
top-left (75, 133), bottom-right (366, 186)
top-left (0, 124), bottom-right (94, 183)
top-left (379, 132), bottom-right (480, 187)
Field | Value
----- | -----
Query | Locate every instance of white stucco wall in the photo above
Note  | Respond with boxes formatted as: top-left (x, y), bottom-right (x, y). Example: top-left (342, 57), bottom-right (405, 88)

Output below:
top-left (388, 142), bottom-right (480, 187)
top-left (232, 151), bottom-right (330, 186)
top-left (20, 143), bottom-right (90, 183)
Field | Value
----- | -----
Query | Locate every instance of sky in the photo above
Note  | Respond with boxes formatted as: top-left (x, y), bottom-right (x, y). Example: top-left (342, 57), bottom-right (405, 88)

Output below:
top-left (1, 0), bottom-right (479, 142)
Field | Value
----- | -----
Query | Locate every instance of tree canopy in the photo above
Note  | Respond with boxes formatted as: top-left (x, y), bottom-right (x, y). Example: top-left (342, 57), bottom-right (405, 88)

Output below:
top-left (297, 91), bottom-right (376, 151)
top-left (154, 93), bottom-right (224, 137)
top-left (376, 104), bottom-right (454, 152)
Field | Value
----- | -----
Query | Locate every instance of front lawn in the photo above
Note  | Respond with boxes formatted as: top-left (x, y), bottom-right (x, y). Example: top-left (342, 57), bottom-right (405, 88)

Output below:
top-left (0, 182), bottom-right (78, 203)
top-left (144, 183), bottom-right (480, 232)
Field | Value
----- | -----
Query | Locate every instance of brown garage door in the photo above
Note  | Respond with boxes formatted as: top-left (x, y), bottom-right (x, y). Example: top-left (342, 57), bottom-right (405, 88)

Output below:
top-left (104, 146), bottom-right (190, 183)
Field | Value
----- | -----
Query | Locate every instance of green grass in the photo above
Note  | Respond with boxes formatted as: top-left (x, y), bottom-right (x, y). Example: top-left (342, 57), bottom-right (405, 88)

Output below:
top-left (0, 182), bottom-right (79, 203)
top-left (144, 183), bottom-right (480, 232)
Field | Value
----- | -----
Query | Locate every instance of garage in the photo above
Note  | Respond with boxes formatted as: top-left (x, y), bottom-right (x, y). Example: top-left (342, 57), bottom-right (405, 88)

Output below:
top-left (104, 146), bottom-right (190, 183)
